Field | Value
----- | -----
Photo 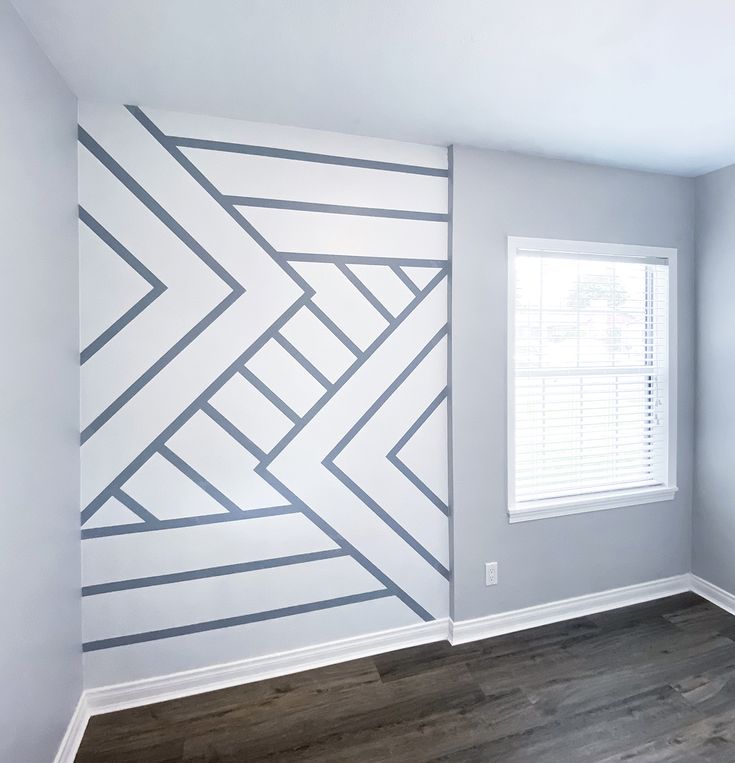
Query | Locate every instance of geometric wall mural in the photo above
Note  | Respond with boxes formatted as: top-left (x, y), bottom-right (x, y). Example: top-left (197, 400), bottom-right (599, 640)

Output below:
top-left (78, 103), bottom-right (449, 686)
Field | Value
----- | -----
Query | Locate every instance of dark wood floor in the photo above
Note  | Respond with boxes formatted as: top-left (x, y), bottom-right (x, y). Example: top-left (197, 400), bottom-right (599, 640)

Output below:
top-left (76, 593), bottom-right (735, 762)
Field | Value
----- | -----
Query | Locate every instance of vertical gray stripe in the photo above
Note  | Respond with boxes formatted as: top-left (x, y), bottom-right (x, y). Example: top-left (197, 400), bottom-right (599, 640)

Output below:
top-left (446, 145), bottom-right (455, 603)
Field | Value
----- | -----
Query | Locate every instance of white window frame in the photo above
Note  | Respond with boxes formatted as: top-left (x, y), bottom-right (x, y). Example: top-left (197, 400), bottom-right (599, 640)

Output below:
top-left (507, 236), bottom-right (678, 523)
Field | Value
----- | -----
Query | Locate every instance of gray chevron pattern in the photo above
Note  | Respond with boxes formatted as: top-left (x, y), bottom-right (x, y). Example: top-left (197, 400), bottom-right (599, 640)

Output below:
top-left (78, 103), bottom-right (450, 685)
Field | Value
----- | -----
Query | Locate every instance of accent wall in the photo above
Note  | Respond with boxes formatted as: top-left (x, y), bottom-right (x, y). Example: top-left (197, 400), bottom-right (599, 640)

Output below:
top-left (78, 103), bottom-right (450, 686)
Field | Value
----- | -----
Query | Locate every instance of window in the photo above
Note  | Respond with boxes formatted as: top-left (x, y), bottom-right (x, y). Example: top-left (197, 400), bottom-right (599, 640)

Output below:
top-left (507, 237), bottom-right (677, 522)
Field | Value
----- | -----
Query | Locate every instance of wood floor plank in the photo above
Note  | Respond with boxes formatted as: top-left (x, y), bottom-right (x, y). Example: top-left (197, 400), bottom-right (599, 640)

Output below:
top-left (436, 685), bottom-right (702, 763)
top-left (597, 705), bottom-right (735, 762)
top-left (76, 594), bottom-right (735, 762)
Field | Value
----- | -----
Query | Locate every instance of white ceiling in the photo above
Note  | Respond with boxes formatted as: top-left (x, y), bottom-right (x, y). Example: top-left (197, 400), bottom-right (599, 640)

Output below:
top-left (13, 0), bottom-right (735, 176)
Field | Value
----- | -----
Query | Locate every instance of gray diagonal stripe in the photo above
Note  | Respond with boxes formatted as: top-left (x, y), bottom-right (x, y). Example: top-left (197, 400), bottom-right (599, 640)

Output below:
top-left (114, 488), bottom-right (160, 525)
top-left (81, 293), bottom-right (311, 525)
top-left (387, 388), bottom-right (449, 516)
top-left (78, 126), bottom-right (245, 443)
top-left (158, 445), bottom-right (247, 515)
top-left (338, 263), bottom-right (394, 323)
top-left (79, 207), bottom-right (167, 364)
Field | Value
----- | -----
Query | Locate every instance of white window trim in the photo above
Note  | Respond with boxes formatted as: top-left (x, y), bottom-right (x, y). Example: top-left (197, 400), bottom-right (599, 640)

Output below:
top-left (507, 236), bottom-right (678, 524)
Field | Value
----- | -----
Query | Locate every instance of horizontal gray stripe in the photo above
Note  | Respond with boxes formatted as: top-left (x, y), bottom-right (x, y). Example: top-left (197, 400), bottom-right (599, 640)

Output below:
top-left (82, 548), bottom-right (347, 596)
top-left (82, 505), bottom-right (300, 539)
top-left (280, 252), bottom-right (449, 269)
top-left (171, 135), bottom-right (449, 177)
top-left (226, 196), bottom-right (449, 222)
top-left (82, 589), bottom-right (393, 651)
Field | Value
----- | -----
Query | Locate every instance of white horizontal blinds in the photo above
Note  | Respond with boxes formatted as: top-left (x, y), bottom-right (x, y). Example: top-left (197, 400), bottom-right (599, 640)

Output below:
top-left (514, 249), bottom-right (669, 504)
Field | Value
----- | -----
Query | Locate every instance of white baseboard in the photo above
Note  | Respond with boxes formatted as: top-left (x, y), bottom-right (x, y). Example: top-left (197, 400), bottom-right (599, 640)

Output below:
top-left (56, 570), bottom-right (718, 759)
top-left (690, 573), bottom-right (735, 616)
top-left (449, 574), bottom-right (690, 644)
top-left (84, 617), bottom-right (449, 716)
top-left (53, 693), bottom-right (90, 763)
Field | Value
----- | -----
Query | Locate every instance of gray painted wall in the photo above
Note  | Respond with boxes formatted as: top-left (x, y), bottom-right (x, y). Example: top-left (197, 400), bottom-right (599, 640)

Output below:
top-left (450, 146), bottom-right (695, 621)
top-left (0, 2), bottom-right (81, 761)
top-left (693, 163), bottom-right (735, 592)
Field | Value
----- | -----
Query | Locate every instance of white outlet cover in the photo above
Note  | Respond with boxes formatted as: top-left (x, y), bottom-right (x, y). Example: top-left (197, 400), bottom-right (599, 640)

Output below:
top-left (485, 562), bottom-right (498, 586)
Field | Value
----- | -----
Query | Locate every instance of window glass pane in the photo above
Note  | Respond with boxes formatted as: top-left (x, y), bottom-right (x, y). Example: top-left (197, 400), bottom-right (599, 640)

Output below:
top-left (512, 247), bottom-right (669, 506)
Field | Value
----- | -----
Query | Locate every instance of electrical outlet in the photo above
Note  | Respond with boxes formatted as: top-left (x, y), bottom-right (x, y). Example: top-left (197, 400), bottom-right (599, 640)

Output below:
top-left (485, 561), bottom-right (498, 586)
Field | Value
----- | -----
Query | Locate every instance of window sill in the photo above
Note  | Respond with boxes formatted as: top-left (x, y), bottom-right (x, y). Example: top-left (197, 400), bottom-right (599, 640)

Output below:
top-left (508, 485), bottom-right (678, 523)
